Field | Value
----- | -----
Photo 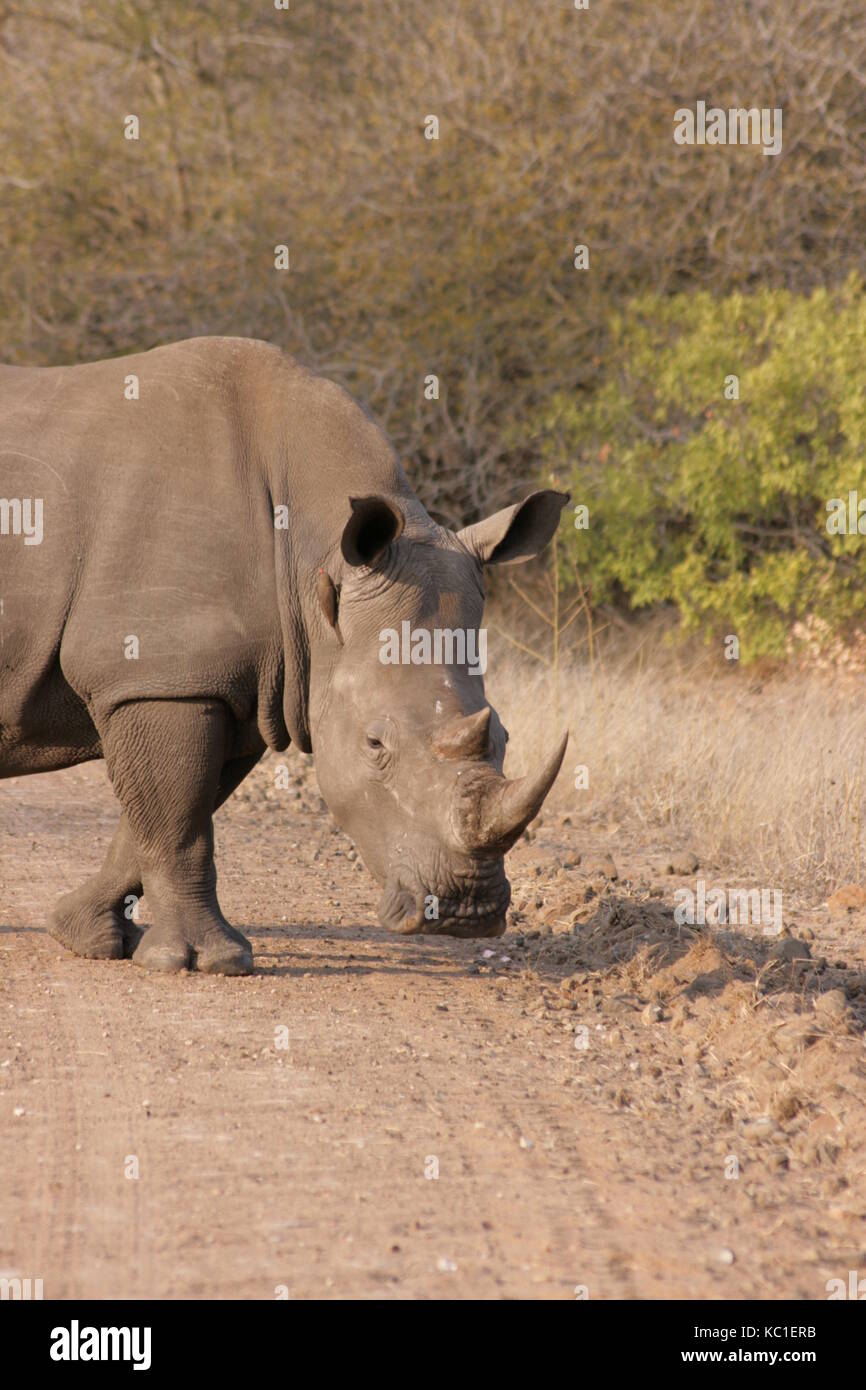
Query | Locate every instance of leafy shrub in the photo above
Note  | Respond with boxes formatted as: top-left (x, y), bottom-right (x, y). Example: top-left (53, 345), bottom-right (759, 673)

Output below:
top-left (542, 278), bottom-right (866, 660)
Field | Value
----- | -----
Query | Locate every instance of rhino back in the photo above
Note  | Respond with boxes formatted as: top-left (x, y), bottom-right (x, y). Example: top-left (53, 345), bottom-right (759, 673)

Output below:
top-left (0, 337), bottom-right (420, 758)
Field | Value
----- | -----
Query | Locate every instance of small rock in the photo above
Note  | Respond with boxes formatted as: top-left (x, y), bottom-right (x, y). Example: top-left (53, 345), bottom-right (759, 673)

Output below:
top-left (717, 1247), bottom-right (735, 1265)
top-left (770, 937), bottom-right (811, 963)
top-left (806, 1113), bottom-right (840, 1142)
top-left (667, 851), bottom-right (699, 875)
top-left (584, 855), bottom-right (618, 880)
top-left (815, 989), bottom-right (848, 1022)
top-left (742, 1115), bottom-right (779, 1143)
top-left (771, 1090), bottom-right (800, 1123)
top-left (827, 884), bottom-right (866, 916)
top-left (641, 1002), bottom-right (665, 1025)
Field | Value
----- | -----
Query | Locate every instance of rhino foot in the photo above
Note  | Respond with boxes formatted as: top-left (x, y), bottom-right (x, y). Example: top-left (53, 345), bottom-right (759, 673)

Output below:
top-left (49, 889), bottom-right (140, 960)
top-left (425, 914), bottom-right (508, 939)
top-left (132, 921), bottom-right (254, 975)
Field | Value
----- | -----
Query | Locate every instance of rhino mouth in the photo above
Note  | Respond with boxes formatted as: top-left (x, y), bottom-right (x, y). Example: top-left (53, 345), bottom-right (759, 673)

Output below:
top-left (378, 872), bottom-right (511, 939)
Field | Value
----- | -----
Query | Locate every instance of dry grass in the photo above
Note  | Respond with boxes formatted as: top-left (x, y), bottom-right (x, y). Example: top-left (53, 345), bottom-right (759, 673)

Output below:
top-left (487, 631), bottom-right (866, 904)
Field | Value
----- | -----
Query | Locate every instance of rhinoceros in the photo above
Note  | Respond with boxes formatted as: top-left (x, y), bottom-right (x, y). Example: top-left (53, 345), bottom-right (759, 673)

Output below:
top-left (0, 337), bottom-right (568, 974)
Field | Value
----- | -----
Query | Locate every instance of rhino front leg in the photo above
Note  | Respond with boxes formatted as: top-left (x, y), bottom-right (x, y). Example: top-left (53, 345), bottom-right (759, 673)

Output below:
top-left (48, 753), bottom-right (261, 962)
top-left (95, 699), bottom-right (253, 975)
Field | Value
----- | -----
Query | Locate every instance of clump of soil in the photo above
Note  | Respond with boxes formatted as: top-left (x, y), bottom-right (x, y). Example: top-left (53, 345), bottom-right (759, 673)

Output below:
top-left (499, 857), bottom-right (866, 1204)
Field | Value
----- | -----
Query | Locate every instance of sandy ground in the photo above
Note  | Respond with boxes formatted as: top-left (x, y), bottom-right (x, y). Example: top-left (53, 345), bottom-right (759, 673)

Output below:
top-left (1, 753), bottom-right (865, 1300)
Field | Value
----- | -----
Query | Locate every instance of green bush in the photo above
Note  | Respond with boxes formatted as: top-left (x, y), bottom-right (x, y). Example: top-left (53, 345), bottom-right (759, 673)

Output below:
top-left (541, 278), bottom-right (866, 660)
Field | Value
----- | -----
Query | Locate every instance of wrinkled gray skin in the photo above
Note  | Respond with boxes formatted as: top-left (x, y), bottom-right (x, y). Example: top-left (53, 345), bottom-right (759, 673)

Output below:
top-left (0, 337), bottom-right (568, 974)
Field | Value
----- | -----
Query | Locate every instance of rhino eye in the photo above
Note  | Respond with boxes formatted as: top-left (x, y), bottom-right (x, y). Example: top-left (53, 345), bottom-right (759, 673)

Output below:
top-left (365, 717), bottom-right (395, 758)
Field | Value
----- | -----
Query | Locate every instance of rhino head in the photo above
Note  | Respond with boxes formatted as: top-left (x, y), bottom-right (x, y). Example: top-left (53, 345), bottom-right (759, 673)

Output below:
top-left (309, 489), bottom-right (569, 938)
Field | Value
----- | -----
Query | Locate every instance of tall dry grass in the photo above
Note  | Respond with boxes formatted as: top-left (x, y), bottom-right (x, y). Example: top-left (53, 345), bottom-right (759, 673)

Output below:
top-left (488, 634), bottom-right (866, 904)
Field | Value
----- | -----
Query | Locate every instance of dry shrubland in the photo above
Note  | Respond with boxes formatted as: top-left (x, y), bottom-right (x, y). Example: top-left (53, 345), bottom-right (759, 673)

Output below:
top-left (1, 0), bottom-right (865, 524)
top-left (490, 629), bottom-right (866, 903)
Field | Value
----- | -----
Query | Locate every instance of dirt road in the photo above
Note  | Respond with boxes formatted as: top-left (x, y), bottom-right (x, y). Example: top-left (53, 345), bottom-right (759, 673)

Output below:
top-left (1, 756), bottom-right (864, 1299)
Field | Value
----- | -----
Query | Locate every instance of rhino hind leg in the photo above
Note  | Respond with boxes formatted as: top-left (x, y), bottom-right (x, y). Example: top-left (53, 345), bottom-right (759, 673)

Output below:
top-left (48, 752), bottom-right (262, 962)
top-left (48, 813), bottom-right (143, 960)
top-left (88, 699), bottom-right (254, 975)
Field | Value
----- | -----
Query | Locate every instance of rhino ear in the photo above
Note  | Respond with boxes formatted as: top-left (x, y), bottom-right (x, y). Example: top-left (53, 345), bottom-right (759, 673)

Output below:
top-left (457, 490), bottom-right (570, 566)
top-left (341, 495), bottom-right (405, 568)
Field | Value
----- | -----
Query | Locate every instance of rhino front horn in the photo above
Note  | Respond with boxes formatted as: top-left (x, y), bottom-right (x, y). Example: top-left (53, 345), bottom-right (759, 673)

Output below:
top-left (452, 731), bottom-right (569, 853)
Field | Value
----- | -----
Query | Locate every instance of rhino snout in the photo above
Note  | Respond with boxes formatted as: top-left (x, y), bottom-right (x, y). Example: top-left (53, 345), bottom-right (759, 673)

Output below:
top-left (377, 866), bottom-right (511, 939)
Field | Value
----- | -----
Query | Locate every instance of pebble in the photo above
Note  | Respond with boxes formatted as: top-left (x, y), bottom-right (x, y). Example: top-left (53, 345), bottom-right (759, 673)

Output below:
top-left (584, 856), bottom-right (618, 880)
top-left (770, 937), bottom-right (812, 963)
top-left (667, 851), bottom-right (699, 875)
top-left (815, 989), bottom-right (847, 1021)
top-left (827, 884), bottom-right (866, 916)
top-left (742, 1115), bottom-right (779, 1142)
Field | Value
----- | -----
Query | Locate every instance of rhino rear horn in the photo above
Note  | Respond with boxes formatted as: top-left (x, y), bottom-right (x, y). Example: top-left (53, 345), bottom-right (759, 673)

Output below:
top-left (433, 708), bottom-right (491, 761)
